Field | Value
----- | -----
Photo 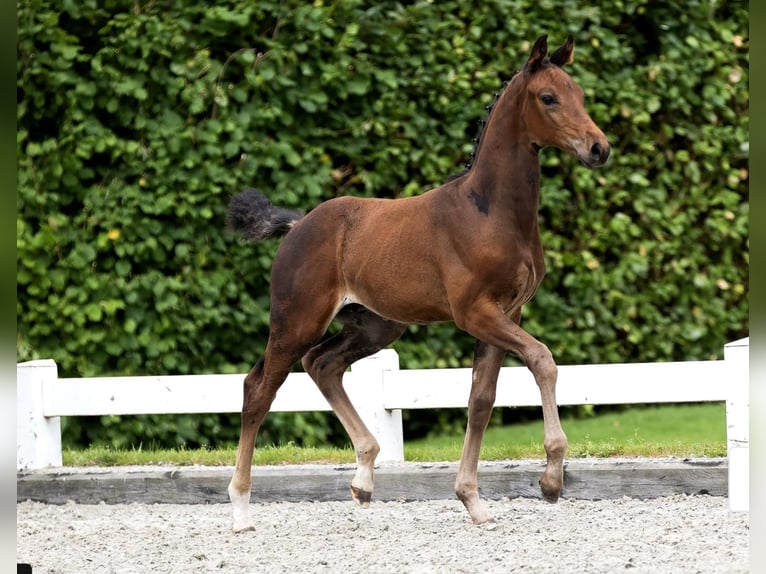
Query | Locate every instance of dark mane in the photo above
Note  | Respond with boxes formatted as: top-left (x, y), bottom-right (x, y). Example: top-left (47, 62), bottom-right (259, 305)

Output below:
top-left (446, 70), bottom-right (520, 183)
top-left (445, 168), bottom-right (469, 182)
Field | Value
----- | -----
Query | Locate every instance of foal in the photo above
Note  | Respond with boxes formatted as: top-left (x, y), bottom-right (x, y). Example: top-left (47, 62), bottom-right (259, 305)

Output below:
top-left (226, 34), bottom-right (610, 530)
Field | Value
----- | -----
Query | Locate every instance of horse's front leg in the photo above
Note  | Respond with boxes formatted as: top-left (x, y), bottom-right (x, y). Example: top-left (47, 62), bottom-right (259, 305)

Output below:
top-left (460, 306), bottom-right (568, 506)
top-left (531, 345), bottom-right (568, 502)
top-left (455, 340), bottom-right (505, 524)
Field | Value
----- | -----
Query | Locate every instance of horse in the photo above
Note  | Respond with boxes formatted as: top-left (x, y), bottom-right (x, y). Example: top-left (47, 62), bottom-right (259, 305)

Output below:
top-left (225, 34), bottom-right (610, 531)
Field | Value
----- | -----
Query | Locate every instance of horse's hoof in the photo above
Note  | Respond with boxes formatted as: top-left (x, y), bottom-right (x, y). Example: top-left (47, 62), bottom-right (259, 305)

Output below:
top-left (472, 512), bottom-right (496, 526)
top-left (539, 477), bottom-right (562, 503)
top-left (541, 490), bottom-right (560, 503)
top-left (351, 485), bottom-right (372, 507)
top-left (232, 523), bottom-right (256, 534)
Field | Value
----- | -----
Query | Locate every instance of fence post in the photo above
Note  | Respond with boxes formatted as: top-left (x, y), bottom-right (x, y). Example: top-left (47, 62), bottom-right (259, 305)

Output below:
top-left (350, 349), bottom-right (404, 463)
top-left (724, 337), bottom-right (749, 512)
top-left (17, 359), bottom-right (62, 470)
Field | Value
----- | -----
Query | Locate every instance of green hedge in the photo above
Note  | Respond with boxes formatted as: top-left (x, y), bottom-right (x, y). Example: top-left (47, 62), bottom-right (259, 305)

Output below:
top-left (17, 1), bottom-right (748, 448)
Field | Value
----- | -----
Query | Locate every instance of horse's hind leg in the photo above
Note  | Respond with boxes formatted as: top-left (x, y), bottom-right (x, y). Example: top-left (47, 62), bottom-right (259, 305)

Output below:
top-left (301, 305), bottom-right (406, 506)
top-left (227, 345), bottom-right (303, 532)
top-left (227, 305), bottom-right (333, 532)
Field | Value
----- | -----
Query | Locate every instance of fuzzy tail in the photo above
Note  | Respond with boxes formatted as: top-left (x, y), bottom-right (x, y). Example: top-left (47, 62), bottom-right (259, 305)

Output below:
top-left (226, 188), bottom-right (303, 241)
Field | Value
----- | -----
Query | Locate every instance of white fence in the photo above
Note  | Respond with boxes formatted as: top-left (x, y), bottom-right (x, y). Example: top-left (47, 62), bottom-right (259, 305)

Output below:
top-left (17, 337), bottom-right (749, 510)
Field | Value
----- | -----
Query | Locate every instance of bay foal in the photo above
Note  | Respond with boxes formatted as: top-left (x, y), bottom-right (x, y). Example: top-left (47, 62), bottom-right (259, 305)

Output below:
top-left (226, 34), bottom-right (610, 530)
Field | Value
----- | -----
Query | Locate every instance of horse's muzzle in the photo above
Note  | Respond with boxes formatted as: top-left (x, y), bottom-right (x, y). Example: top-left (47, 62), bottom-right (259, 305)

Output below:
top-left (582, 141), bottom-right (610, 168)
top-left (577, 142), bottom-right (612, 168)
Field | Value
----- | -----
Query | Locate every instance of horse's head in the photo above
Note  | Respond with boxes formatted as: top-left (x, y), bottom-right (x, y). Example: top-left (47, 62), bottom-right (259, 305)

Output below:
top-left (515, 35), bottom-right (610, 168)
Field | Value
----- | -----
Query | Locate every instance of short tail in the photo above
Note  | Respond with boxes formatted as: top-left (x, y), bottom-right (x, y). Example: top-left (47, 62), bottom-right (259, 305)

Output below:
top-left (226, 188), bottom-right (303, 241)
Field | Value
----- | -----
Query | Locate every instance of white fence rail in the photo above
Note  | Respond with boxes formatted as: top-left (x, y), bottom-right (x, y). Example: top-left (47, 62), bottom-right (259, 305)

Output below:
top-left (17, 338), bottom-right (749, 510)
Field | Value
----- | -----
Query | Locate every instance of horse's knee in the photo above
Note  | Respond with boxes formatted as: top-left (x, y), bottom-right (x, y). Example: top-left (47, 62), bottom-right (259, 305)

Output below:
top-left (525, 344), bottom-right (557, 384)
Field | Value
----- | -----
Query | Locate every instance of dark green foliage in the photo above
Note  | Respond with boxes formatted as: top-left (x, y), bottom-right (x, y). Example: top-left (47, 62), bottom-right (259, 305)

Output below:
top-left (17, 1), bottom-right (748, 448)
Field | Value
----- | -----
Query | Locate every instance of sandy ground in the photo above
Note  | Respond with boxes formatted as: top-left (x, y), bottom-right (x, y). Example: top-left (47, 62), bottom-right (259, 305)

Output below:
top-left (17, 495), bottom-right (748, 573)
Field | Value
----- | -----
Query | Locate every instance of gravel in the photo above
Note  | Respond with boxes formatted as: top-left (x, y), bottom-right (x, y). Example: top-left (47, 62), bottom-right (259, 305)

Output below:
top-left (17, 495), bottom-right (748, 573)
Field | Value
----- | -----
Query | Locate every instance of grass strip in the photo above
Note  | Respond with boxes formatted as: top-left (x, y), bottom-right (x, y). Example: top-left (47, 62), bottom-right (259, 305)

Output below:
top-left (62, 403), bottom-right (726, 467)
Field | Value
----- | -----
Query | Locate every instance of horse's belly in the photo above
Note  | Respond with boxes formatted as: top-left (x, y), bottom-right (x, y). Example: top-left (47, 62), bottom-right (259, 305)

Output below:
top-left (342, 280), bottom-right (453, 325)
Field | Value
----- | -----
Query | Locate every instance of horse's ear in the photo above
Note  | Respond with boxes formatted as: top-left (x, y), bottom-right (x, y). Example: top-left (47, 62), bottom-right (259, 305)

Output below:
top-left (524, 34), bottom-right (548, 75)
top-left (550, 35), bottom-right (575, 67)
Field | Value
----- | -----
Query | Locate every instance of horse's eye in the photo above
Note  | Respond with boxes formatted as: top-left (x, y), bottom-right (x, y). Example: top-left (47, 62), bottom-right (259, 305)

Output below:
top-left (540, 94), bottom-right (557, 106)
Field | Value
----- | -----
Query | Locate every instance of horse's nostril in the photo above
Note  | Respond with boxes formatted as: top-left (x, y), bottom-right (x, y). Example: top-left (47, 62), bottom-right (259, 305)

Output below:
top-left (591, 142), bottom-right (602, 157)
top-left (590, 142), bottom-right (610, 163)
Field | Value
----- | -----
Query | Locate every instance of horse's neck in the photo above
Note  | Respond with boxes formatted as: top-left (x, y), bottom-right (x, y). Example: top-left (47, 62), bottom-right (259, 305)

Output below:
top-left (466, 84), bottom-right (541, 210)
top-left (466, 112), bottom-right (542, 226)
